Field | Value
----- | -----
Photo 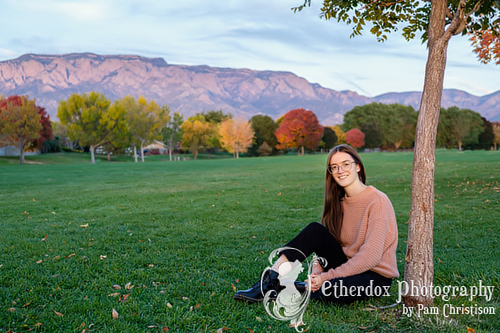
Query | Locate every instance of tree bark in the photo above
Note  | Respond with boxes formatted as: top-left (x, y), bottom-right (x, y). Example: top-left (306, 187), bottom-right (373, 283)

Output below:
top-left (18, 139), bottom-right (24, 165)
top-left (134, 146), bottom-right (138, 163)
top-left (404, 0), bottom-right (452, 307)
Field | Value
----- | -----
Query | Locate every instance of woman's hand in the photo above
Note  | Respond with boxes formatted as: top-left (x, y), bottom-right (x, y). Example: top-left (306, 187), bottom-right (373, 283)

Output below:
top-left (305, 273), bottom-right (324, 292)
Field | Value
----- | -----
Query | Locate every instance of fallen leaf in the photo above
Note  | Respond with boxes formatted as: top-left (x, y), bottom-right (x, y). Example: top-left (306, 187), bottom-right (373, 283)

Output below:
top-left (216, 327), bottom-right (230, 333)
top-left (246, 328), bottom-right (255, 333)
top-left (53, 309), bottom-right (64, 316)
top-left (36, 259), bottom-right (43, 264)
top-left (149, 264), bottom-right (154, 267)
top-left (235, 279), bottom-right (239, 283)
top-left (108, 293), bottom-right (120, 297)
top-left (65, 253), bottom-right (76, 259)
top-left (41, 234), bottom-right (48, 241)
top-left (119, 293), bottom-right (131, 302)
top-left (189, 306), bottom-right (193, 311)
top-left (33, 199), bottom-right (36, 202)
top-left (182, 297), bottom-right (189, 301)
top-left (112, 285), bottom-right (121, 290)
top-left (231, 284), bottom-right (237, 292)
top-left (100, 255), bottom-right (107, 260)
top-left (162, 327), bottom-right (169, 332)
top-left (256, 316), bottom-right (263, 322)
top-left (166, 302), bottom-right (173, 308)
top-left (9, 308), bottom-right (16, 312)
top-left (147, 326), bottom-right (156, 328)
top-left (438, 258), bottom-right (443, 264)
top-left (112, 308), bottom-right (119, 319)
top-left (467, 327), bottom-right (476, 333)
top-left (277, 192), bottom-right (281, 196)
top-left (195, 303), bottom-right (201, 309)
top-left (34, 323), bottom-right (42, 327)
top-left (125, 282), bottom-right (134, 290)
top-left (80, 223), bottom-right (89, 228)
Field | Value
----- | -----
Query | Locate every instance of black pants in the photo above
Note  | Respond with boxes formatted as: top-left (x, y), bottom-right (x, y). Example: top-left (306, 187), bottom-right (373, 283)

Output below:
top-left (280, 222), bottom-right (393, 303)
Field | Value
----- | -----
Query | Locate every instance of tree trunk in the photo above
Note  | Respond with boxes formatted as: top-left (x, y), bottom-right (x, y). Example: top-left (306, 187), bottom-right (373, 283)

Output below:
top-left (141, 142), bottom-right (145, 162)
top-left (458, 140), bottom-right (462, 151)
top-left (236, 148), bottom-right (239, 159)
top-left (18, 139), bottom-right (24, 165)
top-left (90, 145), bottom-right (96, 164)
top-left (169, 139), bottom-right (173, 161)
top-left (301, 146), bottom-right (304, 155)
top-left (404, 0), bottom-right (451, 307)
top-left (134, 146), bottom-right (138, 163)
top-left (107, 152), bottom-right (111, 161)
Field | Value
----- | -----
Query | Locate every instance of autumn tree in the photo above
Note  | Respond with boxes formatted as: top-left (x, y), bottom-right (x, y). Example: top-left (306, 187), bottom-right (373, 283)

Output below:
top-left (331, 125), bottom-right (346, 144)
top-left (471, 28), bottom-right (500, 64)
top-left (110, 96), bottom-right (170, 162)
top-left (257, 142), bottom-right (273, 156)
top-left (57, 92), bottom-right (127, 164)
top-left (26, 105), bottom-right (53, 153)
top-left (493, 122), bottom-right (500, 150)
top-left (181, 115), bottom-right (213, 159)
top-left (345, 128), bottom-right (365, 149)
top-left (0, 95), bottom-right (42, 165)
top-left (275, 108), bottom-right (324, 155)
top-left (248, 115), bottom-right (279, 156)
top-left (162, 111), bottom-right (184, 161)
top-left (438, 106), bottom-right (484, 150)
top-left (294, 0), bottom-right (500, 306)
top-left (196, 110), bottom-right (232, 153)
top-left (219, 117), bottom-right (255, 158)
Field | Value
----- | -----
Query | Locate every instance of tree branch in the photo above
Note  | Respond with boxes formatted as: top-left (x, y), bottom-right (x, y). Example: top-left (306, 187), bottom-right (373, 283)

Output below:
top-left (362, 0), bottom-right (406, 11)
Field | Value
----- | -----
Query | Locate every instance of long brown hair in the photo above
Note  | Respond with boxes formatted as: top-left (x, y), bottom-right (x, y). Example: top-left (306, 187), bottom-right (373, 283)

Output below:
top-left (321, 144), bottom-right (366, 246)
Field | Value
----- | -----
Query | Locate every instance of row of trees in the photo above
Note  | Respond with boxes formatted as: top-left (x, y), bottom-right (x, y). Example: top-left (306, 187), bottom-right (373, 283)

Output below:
top-left (2, 92), bottom-right (499, 165)
top-left (342, 103), bottom-right (500, 151)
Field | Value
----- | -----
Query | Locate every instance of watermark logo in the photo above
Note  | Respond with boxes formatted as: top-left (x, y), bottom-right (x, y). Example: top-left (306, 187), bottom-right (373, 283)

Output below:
top-left (261, 247), bottom-right (322, 332)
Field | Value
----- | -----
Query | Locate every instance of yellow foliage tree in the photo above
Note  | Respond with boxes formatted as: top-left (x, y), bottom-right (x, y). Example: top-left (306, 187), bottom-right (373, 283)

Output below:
top-left (330, 125), bottom-right (346, 144)
top-left (181, 115), bottom-right (213, 159)
top-left (493, 122), bottom-right (500, 150)
top-left (111, 96), bottom-right (170, 162)
top-left (219, 118), bottom-right (254, 158)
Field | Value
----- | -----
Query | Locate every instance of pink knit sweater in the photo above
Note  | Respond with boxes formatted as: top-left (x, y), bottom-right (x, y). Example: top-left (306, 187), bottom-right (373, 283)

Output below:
top-left (320, 186), bottom-right (400, 281)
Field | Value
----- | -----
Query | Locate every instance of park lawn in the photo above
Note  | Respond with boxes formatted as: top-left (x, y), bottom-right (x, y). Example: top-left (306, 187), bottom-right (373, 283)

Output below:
top-left (0, 150), bottom-right (498, 332)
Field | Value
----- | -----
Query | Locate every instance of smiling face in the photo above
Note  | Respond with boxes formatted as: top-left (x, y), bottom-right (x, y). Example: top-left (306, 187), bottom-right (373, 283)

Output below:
top-left (329, 151), bottom-right (363, 193)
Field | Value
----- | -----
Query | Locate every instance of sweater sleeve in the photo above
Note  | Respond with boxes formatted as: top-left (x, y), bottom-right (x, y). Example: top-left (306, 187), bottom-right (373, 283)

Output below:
top-left (321, 195), bottom-right (394, 281)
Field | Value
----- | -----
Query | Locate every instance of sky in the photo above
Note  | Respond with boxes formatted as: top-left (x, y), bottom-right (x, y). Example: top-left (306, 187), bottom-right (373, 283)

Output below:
top-left (1, 0), bottom-right (499, 98)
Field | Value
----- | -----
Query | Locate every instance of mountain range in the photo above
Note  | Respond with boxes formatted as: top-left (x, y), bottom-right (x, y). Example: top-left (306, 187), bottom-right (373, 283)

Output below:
top-left (0, 53), bottom-right (499, 123)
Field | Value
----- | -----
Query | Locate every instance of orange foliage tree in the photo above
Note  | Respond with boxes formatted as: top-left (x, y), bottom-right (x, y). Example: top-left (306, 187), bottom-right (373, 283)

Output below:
top-left (275, 108), bottom-right (323, 155)
top-left (0, 95), bottom-right (48, 165)
top-left (345, 128), bottom-right (365, 149)
top-left (471, 29), bottom-right (500, 65)
top-left (219, 117), bottom-right (254, 158)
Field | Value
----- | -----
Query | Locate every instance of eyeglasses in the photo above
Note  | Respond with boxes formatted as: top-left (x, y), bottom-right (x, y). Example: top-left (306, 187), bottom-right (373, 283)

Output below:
top-left (327, 160), bottom-right (356, 174)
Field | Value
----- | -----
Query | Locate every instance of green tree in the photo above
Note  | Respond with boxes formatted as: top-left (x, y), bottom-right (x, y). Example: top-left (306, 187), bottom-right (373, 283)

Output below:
top-left (248, 115), bottom-right (278, 156)
top-left (343, 103), bottom-right (416, 150)
top-left (57, 92), bottom-right (127, 164)
top-left (294, 0), bottom-right (500, 306)
top-left (476, 117), bottom-right (494, 150)
top-left (446, 106), bottom-right (484, 150)
top-left (0, 95), bottom-right (42, 165)
top-left (162, 111), bottom-right (184, 161)
top-left (320, 126), bottom-right (338, 151)
top-left (360, 123), bottom-right (381, 151)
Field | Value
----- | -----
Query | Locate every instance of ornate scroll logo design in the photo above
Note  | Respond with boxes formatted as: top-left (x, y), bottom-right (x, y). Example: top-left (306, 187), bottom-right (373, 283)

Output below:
top-left (262, 247), bottom-right (326, 332)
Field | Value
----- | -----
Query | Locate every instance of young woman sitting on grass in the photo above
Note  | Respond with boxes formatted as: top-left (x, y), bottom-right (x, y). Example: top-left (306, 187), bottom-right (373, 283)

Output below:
top-left (234, 144), bottom-right (399, 303)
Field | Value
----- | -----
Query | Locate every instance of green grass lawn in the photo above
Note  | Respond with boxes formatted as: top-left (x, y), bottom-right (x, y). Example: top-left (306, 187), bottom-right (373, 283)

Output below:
top-left (0, 150), bottom-right (498, 332)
